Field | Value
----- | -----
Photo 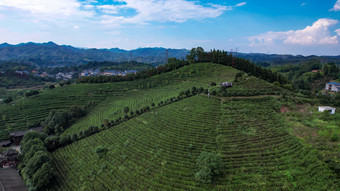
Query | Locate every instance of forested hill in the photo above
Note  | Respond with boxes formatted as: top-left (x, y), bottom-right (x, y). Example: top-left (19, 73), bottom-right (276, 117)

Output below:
top-left (0, 42), bottom-right (188, 66)
top-left (234, 52), bottom-right (340, 66)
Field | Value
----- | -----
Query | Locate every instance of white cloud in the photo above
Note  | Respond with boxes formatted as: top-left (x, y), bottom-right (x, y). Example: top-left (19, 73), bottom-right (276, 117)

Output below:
top-left (99, 0), bottom-right (230, 25)
top-left (330, 0), bottom-right (340, 11)
top-left (97, 5), bottom-right (120, 14)
top-left (0, 0), bottom-right (93, 19)
top-left (235, 2), bottom-right (247, 7)
top-left (249, 18), bottom-right (339, 46)
top-left (336, 29), bottom-right (340, 36)
top-left (0, 0), bottom-right (236, 26)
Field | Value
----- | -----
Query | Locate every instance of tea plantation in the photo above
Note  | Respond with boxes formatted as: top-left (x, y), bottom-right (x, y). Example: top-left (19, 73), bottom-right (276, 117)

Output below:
top-left (51, 96), bottom-right (339, 190)
top-left (0, 63), bottom-right (239, 141)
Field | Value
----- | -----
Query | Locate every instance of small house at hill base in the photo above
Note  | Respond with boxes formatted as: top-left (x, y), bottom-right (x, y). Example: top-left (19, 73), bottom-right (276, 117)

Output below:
top-left (318, 106), bottom-right (336, 115)
top-left (0, 150), bottom-right (19, 168)
top-left (325, 82), bottom-right (340, 92)
top-left (9, 127), bottom-right (44, 146)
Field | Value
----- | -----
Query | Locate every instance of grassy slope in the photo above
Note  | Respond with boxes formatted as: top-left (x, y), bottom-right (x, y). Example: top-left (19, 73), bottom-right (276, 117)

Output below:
top-left (0, 84), bottom-right (110, 140)
top-left (52, 96), bottom-right (339, 190)
top-left (0, 63), bottom-right (238, 141)
top-left (61, 63), bottom-right (238, 137)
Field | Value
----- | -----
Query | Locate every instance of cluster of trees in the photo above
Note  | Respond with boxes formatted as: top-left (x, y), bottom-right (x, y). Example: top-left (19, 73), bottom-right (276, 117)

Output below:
top-left (77, 58), bottom-right (189, 83)
top-left (2, 96), bottom-right (13, 104)
top-left (275, 61), bottom-right (340, 90)
top-left (19, 131), bottom-right (55, 191)
top-left (42, 105), bottom-right (86, 135)
top-left (44, 126), bottom-right (100, 152)
top-left (25, 90), bottom-right (40, 98)
top-left (195, 151), bottom-right (224, 183)
top-left (187, 48), bottom-right (289, 86)
top-left (318, 93), bottom-right (340, 107)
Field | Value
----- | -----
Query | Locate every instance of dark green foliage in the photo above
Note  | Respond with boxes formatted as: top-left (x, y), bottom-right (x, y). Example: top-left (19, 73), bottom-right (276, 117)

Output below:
top-left (71, 134), bottom-right (78, 142)
top-left (69, 105), bottom-right (86, 119)
top-left (185, 90), bottom-right (190, 97)
top-left (23, 144), bottom-right (47, 163)
top-left (21, 138), bottom-right (45, 155)
top-left (49, 85), bottom-right (55, 90)
top-left (210, 82), bottom-right (216, 86)
top-left (130, 111), bottom-right (134, 116)
top-left (198, 87), bottom-right (204, 93)
top-left (3, 96), bottom-right (13, 104)
top-left (330, 134), bottom-right (339, 142)
top-left (211, 90), bottom-right (217, 96)
top-left (45, 136), bottom-right (60, 151)
top-left (24, 151), bottom-right (51, 178)
top-left (60, 135), bottom-right (71, 146)
top-left (43, 111), bottom-right (70, 134)
top-left (32, 162), bottom-right (56, 191)
top-left (25, 90), bottom-right (39, 98)
top-left (20, 131), bottom-right (56, 191)
top-left (42, 105), bottom-right (86, 135)
top-left (21, 131), bottom-right (47, 146)
top-left (124, 107), bottom-right (130, 114)
top-left (195, 152), bottom-right (223, 183)
top-left (191, 87), bottom-right (197, 95)
top-left (95, 145), bottom-right (109, 159)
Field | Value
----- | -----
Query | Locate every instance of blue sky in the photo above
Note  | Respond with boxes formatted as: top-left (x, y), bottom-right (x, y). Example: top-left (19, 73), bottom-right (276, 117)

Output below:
top-left (0, 0), bottom-right (340, 55)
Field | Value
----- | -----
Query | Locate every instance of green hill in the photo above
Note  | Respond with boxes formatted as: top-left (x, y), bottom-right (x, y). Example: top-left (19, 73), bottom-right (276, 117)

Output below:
top-left (51, 96), bottom-right (338, 190)
top-left (4, 60), bottom-right (339, 190)
top-left (0, 62), bottom-right (239, 141)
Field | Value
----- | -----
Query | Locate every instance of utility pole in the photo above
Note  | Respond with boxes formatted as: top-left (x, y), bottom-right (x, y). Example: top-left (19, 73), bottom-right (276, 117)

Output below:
top-left (230, 49), bottom-right (235, 68)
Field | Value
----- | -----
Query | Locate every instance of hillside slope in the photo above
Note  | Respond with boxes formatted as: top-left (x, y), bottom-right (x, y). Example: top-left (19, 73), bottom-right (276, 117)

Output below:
top-left (0, 63), bottom-right (239, 141)
top-left (52, 96), bottom-right (339, 190)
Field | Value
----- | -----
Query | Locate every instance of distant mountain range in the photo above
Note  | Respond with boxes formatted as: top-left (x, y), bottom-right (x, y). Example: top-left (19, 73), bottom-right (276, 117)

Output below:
top-left (0, 42), bottom-right (188, 67)
top-left (0, 42), bottom-right (339, 67)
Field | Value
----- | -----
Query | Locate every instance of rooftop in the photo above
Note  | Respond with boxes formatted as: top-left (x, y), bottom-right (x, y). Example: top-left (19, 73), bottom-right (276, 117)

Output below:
top-left (9, 127), bottom-right (43, 137)
top-left (318, 106), bottom-right (336, 109)
top-left (327, 82), bottom-right (340, 86)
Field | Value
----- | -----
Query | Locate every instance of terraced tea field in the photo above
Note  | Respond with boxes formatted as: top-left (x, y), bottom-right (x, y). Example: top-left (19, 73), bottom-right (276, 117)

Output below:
top-left (52, 96), bottom-right (339, 190)
top-left (0, 63), bottom-right (238, 141)
top-left (61, 63), bottom-right (239, 137)
top-left (0, 83), bottom-right (110, 140)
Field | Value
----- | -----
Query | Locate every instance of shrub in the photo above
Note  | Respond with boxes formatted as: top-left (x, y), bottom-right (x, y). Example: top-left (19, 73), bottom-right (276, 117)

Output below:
top-left (195, 152), bottom-right (223, 183)
top-left (95, 145), bottom-right (109, 159)
top-left (124, 107), bottom-right (130, 114)
top-left (210, 82), bottom-right (216, 86)
top-left (185, 90), bottom-right (191, 97)
top-left (204, 89), bottom-right (209, 94)
top-left (330, 134), bottom-right (339, 142)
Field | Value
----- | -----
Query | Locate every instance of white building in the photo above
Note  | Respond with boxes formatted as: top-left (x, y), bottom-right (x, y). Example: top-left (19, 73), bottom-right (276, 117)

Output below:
top-left (325, 82), bottom-right (340, 92)
top-left (318, 106), bottom-right (336, 115)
